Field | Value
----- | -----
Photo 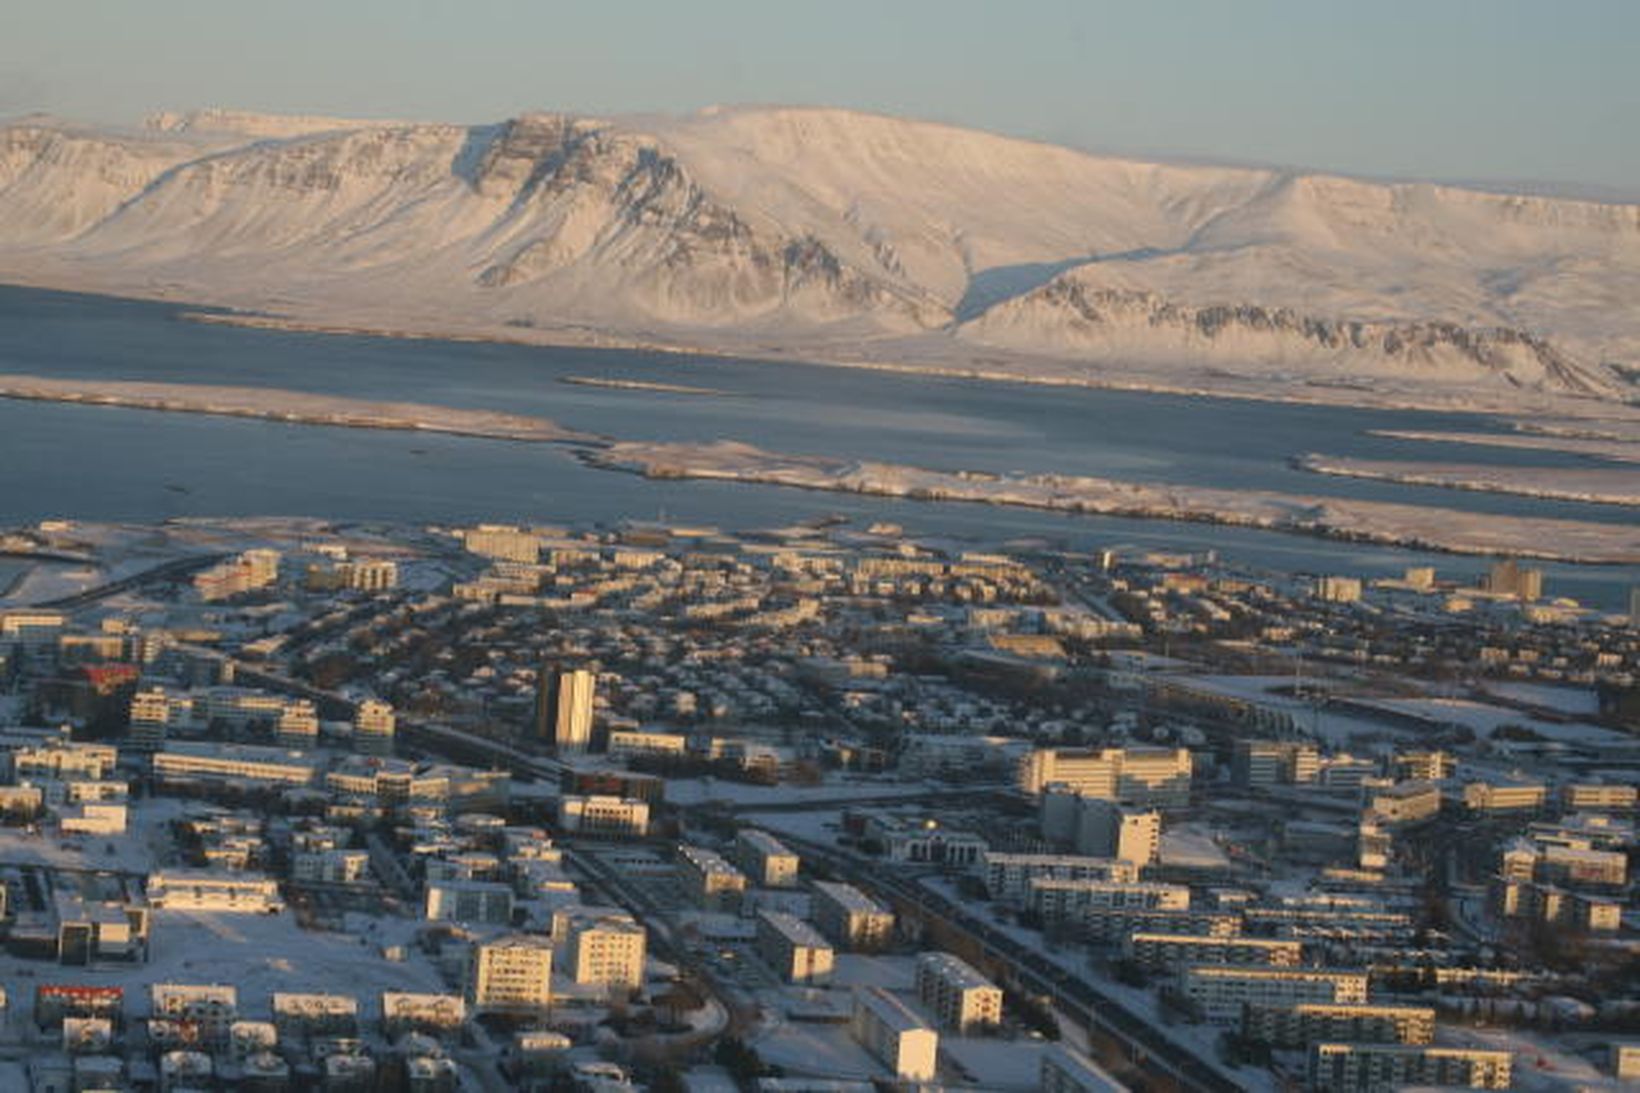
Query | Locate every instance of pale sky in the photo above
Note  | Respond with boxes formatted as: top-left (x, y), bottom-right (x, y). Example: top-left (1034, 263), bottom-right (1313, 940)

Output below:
top-left (5, 0), bottom-right (1638, 192)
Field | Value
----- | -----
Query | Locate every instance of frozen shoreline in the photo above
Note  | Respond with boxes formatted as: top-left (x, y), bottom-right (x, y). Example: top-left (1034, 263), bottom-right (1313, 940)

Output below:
top-left (0, 374), bottom-right (600, 445)
top-left (584, 440), bottom-right (1640, 563)
top-left (1296, 453), bottom-right (1640, 507)
top-left (1368, 428), bottom-right (1640, 463)
top-left (0, 273), bottom-right (1599, 420)
top-left (560, 375), bottom-right (728, 396)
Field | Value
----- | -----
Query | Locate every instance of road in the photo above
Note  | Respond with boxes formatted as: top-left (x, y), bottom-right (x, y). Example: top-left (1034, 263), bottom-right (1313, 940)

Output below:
top-left (33, 553), bottom-right (229, 610)
top-left (779, 832), bottom-right (1250, 1093)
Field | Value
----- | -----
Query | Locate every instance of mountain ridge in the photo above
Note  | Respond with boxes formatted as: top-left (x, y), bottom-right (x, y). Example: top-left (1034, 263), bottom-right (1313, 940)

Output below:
top-left (2, 105), bottom-right (1637, 410)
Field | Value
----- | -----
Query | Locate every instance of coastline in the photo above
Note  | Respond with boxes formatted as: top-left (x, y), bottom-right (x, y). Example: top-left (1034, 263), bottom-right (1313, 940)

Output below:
top-left (1295, 453), bottom-right (1640, 508)
top-left (1, 271), bottom-right (1632, 422)
top-left (581, 440), bottom-right (1640, 565)
top-left (0, 375), bottom-right (603, 446)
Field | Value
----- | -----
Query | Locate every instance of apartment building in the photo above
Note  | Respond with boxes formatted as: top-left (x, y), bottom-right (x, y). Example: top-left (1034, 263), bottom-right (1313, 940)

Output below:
top-left (1125, 932), bottom-right (1302, 971)
top-left (352, 700), bottom-right (396, 756)
top-left (1242, 1002), bottom-right (1435, 1048)
top-left (850, 987), bottom-right (938, 1083)
top-left (811, 881), bottom-right (895, 951)
top-left (755, 911), bottom-right (834, 985)
top-left (677, 844), bottom-right (748, 911)
top-left (915, 952), bottom-right (1002, 1034)
top-left (556, 908), bottom-right (647, 991)
top-left (736, 829), bottom-right (800, 888)
top-left (1232, 740), bottom-right (1320, 789)
top-left (1181, 966), bottom-right (1369, 1025)
top-left (1029, 878), bottom-right (1191, 925)
top-left (470, 935), bottom-right (554, 1014)
top-left (979, 851), bottom-right (1141, 906)
top-left (1308, 1043), bottom-right (1511, 1091)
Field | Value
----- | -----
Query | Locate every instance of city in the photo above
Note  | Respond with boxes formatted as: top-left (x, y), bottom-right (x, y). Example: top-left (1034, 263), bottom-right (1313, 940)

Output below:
top-left (0, 513), bottom-right (1633, 1091)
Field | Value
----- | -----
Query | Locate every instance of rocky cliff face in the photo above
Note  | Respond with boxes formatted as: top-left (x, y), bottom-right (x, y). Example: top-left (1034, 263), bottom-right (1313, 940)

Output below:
top-left (1, 105), bottom-right (1636, 402)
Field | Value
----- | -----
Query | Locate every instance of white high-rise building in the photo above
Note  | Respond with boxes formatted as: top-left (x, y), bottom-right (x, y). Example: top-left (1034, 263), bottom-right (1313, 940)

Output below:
top-left (470, 935), bottom-right (554, 1014)
top-left (555, 908), bottom-right (647, 991)
top-left (538, 668), bottom-right (595, 752)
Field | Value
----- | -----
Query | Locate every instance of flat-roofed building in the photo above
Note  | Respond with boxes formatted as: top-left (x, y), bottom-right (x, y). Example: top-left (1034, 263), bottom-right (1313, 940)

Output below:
top-left (1074, 799), bottom-right (1161, 866)
top-left (1125, 932), bottom-right (1301, 971)
top-left (12, 742), bottom-right (118, 782)
top-left (425, 880), bottom-right (513, 925)
top-left (1463, 780), bottom-right (1547, 814)
top-left (811, 881), bottom-right (895, 951)
top-left (291, 848), bottom-right (370, 885)
top-left (1040, 1042), bottom-right (1127, 1093)
top-left (979, 851), bottom-right (1140, 906)
top-left (1058, 907), bottom-right (1242, 944)
top-left (606, 730), bottom-right (689, 760)
top-left (678, 845), bottom-right (748, 911)
top-left (556, 794), bottom-right (649, 837)
top-left (736, 829), bottom-right (800, 888)
top-left (146, 871), bottom-right (282, 913)
top-left (1366, 781), bottom-right (1442, 825)
top-left (1242, 1002), bottom-right (1435, 1048)
top-left (1020, 746), bottom-right (1193, 807)
top-left (1030, 878), bottom-right (1190, 925)
top-left (1395, 749), bottom-right (1454, 782)
top-left (756, 911), bottom-right (834, 985)
top-left (555, 908), bottom-right (647, 991)
top-left (1181, 966), bottom-right (1369, 1025)
top-left (915, 952), bottom-right (1001, 1034)
top-left (275, 700), bottom-right (320, 749)
top-left (1563, 782), bottom-right (1637, 811)
top-left (380, 992), bottom-right (466, 1039)
top-left (151, 984), bottom-right (237, 1045)
top-left (1309, 1043), bottom-right (1511, 1091)
top-left (271, 993), bottom-right (358, 1038)
top-left (1233, 740), bottom-right (1320, 789)
top-left (151, 743), bottom-right (317, 790)
top-left (470, 935), bottom-right (553, 1015)
top-left (865, 813), bottom-right (987, 866)
top-left (353, 700), bottom-right (396, 756)
top-left (850, 987), bottom-right (937, 1083)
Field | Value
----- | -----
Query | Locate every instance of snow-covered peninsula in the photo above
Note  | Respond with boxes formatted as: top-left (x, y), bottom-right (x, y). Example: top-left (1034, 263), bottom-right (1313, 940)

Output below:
top-left (584, 440), bottom-right (1640, 563)
top-left (0, 375), bottom-right (594, 444)
top-left (1297, 453), bottom-right (1640, 507)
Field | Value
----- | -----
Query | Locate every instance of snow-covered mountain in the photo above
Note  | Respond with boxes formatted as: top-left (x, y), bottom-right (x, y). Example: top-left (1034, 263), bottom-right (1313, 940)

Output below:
top-left (2, 105), bottom-right (1637, 406)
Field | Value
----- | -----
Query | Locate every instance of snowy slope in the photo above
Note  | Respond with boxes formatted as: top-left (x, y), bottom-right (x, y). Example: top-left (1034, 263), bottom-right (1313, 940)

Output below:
top-left (1, 105), bottom-right (1637, 405)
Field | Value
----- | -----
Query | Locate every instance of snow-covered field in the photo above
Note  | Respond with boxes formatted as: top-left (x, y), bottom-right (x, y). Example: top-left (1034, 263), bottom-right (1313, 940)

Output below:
top-left (585, 439), bottom-right (1640, 563)
top-left (1297, 453), bottom-right (1640, 506)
